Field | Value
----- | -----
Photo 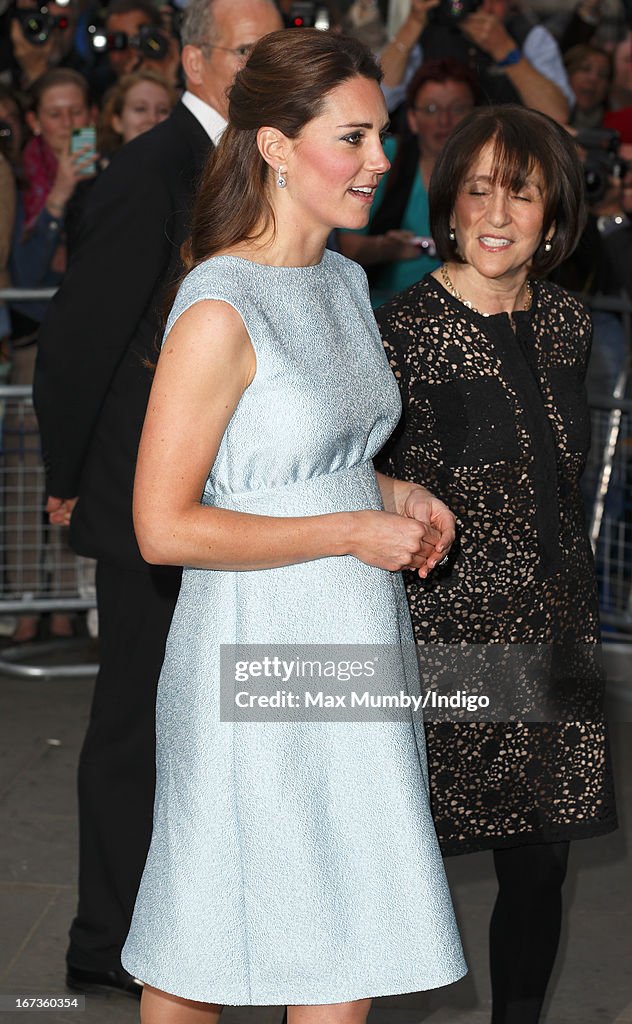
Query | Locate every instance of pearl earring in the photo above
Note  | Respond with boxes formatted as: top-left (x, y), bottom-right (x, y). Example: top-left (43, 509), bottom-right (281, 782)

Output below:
top-left (449, 227), bottom-right (456, 242)
top-left (277, 167), bottom-right (286, 189)
top-left (544, 238), bottom-right (553, 252)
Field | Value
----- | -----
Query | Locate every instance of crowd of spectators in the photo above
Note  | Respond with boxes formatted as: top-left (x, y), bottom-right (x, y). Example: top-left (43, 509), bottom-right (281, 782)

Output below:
top-left (1, 0), bottom-right (632, 344)
top-left (0, 0), bottom-right (631, 637)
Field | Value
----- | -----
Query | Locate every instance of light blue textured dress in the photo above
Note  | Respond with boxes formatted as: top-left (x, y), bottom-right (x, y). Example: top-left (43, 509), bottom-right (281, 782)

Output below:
top-left (121, 249), bottom-right (466, 1005)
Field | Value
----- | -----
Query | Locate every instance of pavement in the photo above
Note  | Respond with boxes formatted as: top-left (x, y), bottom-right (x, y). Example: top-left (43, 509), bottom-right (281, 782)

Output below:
top-left (1, 658), bottom-right (630, 1024)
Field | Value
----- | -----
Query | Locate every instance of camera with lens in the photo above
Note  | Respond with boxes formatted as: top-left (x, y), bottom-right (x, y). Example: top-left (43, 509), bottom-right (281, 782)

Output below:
top-left (286, 1), bottom-right (330, 30)
top-left (14, 4), bottom-right (70, 46)
top-left (88, 22), bottom-right (169, 60)
top-left (575, 128), bottom-right (630, 205)
top-left (432, 0), bottom-right (482, 26)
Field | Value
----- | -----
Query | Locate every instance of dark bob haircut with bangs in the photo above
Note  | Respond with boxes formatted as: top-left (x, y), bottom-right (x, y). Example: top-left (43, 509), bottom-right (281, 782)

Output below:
top-left (429, 105), bottom-right (586, 276)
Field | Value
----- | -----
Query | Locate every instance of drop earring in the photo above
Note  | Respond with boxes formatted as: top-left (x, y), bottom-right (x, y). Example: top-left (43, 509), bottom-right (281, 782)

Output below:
top-left (544, 238), bottom-right (553, 252)
top-left (449, 227), bottom-right (456, 242)
top-left (277, 167), bottom-right (286, 189)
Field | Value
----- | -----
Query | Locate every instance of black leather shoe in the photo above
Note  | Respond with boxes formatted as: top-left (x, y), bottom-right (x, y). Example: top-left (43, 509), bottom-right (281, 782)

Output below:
top-left (66, 965), bottom-right (143, 1000)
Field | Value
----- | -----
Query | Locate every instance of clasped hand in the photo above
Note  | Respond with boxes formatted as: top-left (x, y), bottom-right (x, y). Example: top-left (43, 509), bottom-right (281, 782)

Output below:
top-left (351, 487), bottom-right (456, 578)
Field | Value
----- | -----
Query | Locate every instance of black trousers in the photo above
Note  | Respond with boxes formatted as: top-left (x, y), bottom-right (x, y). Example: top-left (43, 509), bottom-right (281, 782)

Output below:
top-left (67, 560), bottom-right (181, 971)
top-left (490, 841), bottom-right (571, 1024)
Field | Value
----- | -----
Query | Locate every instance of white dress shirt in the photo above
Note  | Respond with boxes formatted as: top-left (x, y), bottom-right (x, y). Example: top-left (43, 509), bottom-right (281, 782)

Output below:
top-left (181, 90), bottom-right (227, 146)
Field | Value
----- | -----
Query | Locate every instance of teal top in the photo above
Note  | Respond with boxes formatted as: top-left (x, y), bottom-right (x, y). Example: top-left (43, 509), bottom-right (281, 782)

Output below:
top-left (341, 136), bottom-right (440, 308)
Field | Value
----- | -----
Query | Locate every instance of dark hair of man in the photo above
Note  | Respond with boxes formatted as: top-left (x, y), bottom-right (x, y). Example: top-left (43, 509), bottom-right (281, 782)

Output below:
top-left (429, 104), bottom-right (587, 276)
top-left (105, 0), bottom-right (162, 27)
top-left (28, 67), bottom-right (91, 112)
top-left (182, 28), bottom-right (383, 270)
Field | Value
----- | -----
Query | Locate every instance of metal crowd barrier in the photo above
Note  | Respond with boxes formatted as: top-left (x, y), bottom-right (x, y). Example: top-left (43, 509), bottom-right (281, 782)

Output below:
top-left (0, 382), bottom-right (97, 678)
top-left (587, 396), bottom-right (632, 638)
top-left (0, 285), bottom-right (98, 678)
top-left (581, 292), bottom-right (632, 644)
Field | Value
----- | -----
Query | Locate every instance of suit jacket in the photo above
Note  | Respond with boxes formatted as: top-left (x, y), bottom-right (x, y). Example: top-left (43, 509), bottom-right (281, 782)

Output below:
top-left (34, 102), bottom-right (212, 570)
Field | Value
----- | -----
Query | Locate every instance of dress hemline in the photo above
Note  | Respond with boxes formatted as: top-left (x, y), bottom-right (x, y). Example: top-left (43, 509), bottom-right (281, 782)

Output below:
top-left (441, 813), bottom-right (619, 858)
top-left (123, 957), bottom-right (468, 1007)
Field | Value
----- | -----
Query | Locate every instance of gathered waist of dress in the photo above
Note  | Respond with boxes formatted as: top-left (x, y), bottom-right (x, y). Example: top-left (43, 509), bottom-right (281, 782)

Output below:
top-left (203, 461), bottom-right (383, 516)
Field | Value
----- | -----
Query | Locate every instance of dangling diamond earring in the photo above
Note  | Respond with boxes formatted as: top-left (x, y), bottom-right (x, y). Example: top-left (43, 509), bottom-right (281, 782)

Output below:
top-left (449, 227), bottom-right (456, 242)
top-left (544, 238), bottom-right (553, 252)
top-left (277, 167), bottom-right (286, 189)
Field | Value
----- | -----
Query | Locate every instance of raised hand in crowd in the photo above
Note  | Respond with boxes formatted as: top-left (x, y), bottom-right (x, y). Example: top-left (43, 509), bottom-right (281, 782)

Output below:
top-left (45, 142), bottom-right (97, 219)
top-left (380, 0), bottom-right (440, 87)
top-left (459, 1), bottom-right (569, 122)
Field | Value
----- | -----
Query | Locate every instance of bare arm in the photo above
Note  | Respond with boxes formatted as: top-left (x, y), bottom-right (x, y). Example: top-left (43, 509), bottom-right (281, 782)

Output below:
top-left (338, 230), bottom-right (420, 267)
top-left (133, 300), bottom-right (447, 574)
top-left (502, 59), bottom-right (569, 123)
top-left (379, 0), bottom-right (438, 88)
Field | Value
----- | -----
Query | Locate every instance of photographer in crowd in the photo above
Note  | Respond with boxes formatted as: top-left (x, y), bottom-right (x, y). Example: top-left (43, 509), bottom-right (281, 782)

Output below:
top-left (380, 0), bottom-right (573, 121)
top-left (10, 68), bottom-right (94, 324)
top-left (2, 0), bottom-right (90, 91)
top-left (91, 0), bottom-right (181, 94)
top-left (6, 67), bottom-right (94, 645)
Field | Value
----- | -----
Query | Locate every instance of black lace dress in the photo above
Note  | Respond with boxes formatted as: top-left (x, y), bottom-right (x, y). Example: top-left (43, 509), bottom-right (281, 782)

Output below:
top-left (376, 274), bottom-right (618, 856)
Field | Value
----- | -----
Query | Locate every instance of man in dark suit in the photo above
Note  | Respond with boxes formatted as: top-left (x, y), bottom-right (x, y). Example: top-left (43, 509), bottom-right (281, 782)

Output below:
top-left (33, 0), bottom-right (282, 997)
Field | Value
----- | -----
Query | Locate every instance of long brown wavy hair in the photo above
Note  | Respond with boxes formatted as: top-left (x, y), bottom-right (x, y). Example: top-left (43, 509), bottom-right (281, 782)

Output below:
top-left (181, 28), bottom-right (383, 273)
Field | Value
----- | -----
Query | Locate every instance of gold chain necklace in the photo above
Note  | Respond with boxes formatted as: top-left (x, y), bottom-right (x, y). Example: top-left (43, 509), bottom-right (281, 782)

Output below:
top-left (440, 264), bottom-right (532, 318)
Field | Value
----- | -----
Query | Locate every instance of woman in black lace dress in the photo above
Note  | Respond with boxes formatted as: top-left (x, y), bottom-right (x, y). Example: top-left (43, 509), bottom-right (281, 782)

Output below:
top-left (377, 105), bottom-right (617, 1024)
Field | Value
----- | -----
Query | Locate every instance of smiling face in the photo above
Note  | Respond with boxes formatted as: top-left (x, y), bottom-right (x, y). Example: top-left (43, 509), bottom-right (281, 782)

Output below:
top-left (569, 53), bottom-right (610, 113)
top-left (451, 139), bottom-right (547, 284)
top-left (278, 75), bottom-right (390, 236)
top-left (113, 79), bottom-right (173, 143)
top-left (407, 78), bottom-right (474, 163)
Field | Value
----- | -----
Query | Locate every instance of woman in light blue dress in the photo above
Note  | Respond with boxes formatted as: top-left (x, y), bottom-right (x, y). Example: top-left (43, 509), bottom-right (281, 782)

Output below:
top-left (122, 29), bottom-right (466, 1024)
